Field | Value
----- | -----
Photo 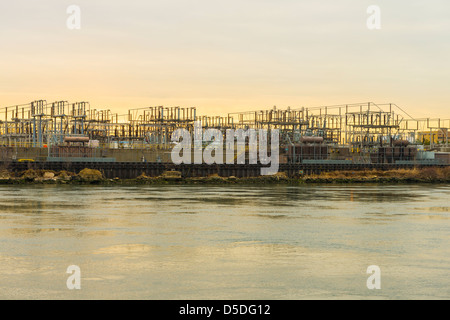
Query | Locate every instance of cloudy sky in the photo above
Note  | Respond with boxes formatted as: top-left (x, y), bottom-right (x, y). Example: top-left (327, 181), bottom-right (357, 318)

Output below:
top-left (0, 0), bottom-right (449, 118)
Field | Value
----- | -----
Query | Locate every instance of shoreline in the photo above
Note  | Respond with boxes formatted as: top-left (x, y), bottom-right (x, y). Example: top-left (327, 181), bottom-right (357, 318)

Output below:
top-left (1, 167), bottom-right (449, 185)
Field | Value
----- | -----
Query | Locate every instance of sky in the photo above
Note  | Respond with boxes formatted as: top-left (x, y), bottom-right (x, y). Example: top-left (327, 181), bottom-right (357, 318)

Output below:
top-left (0, 0), bottom-right (449, 118)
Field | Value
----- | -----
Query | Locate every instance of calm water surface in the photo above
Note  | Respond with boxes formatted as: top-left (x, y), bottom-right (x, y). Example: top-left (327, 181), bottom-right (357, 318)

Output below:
top-left (0, 184), bottom-right (449, 299)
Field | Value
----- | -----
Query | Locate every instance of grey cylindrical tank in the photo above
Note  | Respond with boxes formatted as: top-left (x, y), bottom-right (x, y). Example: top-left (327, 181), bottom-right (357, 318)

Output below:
top-left (301, 136), bottom-right (324, 144)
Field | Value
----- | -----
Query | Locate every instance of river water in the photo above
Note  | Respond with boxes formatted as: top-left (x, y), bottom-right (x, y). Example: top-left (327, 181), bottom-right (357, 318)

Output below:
top-left (0, 184), bottom-right (448, 300)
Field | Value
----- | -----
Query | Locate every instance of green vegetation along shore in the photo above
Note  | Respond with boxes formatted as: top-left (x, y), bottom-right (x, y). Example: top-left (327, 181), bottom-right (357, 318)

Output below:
top-left (0, 167), bottom-right (449, 185)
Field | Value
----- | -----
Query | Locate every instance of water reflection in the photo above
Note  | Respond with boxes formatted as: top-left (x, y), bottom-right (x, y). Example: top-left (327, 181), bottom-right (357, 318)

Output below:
top-left (0, 184), bottom-right (448, 299)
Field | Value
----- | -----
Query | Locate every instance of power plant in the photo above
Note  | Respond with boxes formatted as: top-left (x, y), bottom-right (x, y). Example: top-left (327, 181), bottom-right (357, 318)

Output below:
top-left (1, 100), bottom-right (449, 178)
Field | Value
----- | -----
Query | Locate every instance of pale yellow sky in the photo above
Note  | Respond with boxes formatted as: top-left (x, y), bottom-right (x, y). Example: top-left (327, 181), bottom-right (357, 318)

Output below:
top-left (1, 0), bottom-right (449, 118)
